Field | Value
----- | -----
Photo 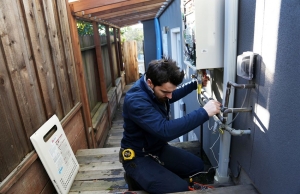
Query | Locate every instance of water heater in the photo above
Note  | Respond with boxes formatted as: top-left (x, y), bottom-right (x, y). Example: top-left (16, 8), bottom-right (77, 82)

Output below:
top-left (183, 0), bottom-right (225, 69)
top-left (195, 0), bottom-right (224, 69)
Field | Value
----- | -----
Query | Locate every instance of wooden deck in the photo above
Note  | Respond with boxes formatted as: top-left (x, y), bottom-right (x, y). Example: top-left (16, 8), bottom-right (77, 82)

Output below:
top-left (68, 85), bottom-right (259, 194)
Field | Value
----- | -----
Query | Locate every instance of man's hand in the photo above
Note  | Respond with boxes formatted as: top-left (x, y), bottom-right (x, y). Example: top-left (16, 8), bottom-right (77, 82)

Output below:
top-left (203, 100), bottom-right (221, 116)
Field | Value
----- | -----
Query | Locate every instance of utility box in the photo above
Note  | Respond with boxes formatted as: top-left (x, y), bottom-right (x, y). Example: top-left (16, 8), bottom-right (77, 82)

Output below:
top-left (237, 51), bottom-right (257, 80)
top-left (183, 0), bottom-right (225, 69)
top-left (195, 0), bottom-right (224, 69)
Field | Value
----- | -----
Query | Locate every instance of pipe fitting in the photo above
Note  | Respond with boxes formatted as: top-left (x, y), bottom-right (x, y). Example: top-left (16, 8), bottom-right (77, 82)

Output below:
top-left (224, 125), bottom-right (251, 136)
top-left (224, 81), bottom-right (255, 108)
top-left (222, 107), bottom-right (253, 117)
top-left (227, 81), bottom-right (255, 89)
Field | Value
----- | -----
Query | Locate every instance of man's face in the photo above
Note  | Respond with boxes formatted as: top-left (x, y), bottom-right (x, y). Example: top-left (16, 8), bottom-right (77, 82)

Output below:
top-left (147, 79), bottom-right (177, 103)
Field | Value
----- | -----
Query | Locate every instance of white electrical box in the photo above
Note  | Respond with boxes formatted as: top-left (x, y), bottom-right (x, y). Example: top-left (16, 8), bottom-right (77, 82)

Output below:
top-left (30, 115), bottom-right (79, 194)
top-left (195, 0), bottom-right (225, 69)
top-left (237, 51), bottom-right (256, 80)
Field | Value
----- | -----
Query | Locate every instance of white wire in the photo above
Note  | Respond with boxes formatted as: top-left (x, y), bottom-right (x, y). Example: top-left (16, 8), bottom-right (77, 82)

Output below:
top-left (207, 118), bottom-right (214, 131)
top-left (189, 134), bottom-right (220, 178)
top-left (227, 88), bottom-right (250, 125)
top-left (210, 134), bottom-right (220, 166)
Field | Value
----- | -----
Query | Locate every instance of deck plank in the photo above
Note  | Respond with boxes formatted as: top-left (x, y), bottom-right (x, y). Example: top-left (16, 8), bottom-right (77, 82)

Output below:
top-left (76, 153), bottom-right (119, 164)
top-left (76, 147), bottom-right (120, 156)
top-left (78, 162), bottom-right (122, 171)
top-left (70, 178), bottom-right (126, 192)
top-left (74, 169), bottom-right (124, 181)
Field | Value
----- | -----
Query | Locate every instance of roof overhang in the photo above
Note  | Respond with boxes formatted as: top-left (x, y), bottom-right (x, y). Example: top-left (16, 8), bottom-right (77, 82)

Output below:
top-left (68, 0), bottom-right (173, 28)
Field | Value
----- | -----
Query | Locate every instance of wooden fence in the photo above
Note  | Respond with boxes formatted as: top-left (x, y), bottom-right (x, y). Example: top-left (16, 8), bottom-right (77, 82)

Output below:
top-left (0, 0), bottom-right (127, 192)
top-left (79, 34), bottom-right (121, 115)
top-left (0, 0), bottom-right (86, 193)
top-left (0, 0), bottom-right (82, 182)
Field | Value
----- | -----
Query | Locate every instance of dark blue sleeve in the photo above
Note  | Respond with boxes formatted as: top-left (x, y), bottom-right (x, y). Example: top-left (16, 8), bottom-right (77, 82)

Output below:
top-left (170, 79), bottom-right (197, 103)
top-left (126, 94), bottom-right (209, 142)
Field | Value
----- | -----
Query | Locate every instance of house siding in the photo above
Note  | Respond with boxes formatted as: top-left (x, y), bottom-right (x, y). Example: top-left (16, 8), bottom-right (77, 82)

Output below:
top-left (158, 0), bottom-right (223, 165)
top-left (231, 1), bottom-right (300, 193)
top-left (142, 20), bottom-right (157, 70)
top-left (143, 0), bottom-right (300, 193)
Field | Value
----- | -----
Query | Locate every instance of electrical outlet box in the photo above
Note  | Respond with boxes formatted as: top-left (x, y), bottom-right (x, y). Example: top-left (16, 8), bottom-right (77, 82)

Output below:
top-left (237, 51), bottom-right (257, 80)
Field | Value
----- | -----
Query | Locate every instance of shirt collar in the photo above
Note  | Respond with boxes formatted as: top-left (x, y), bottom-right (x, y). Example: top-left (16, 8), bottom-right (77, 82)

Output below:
top-left (144, 75), bottom-right (154, 93)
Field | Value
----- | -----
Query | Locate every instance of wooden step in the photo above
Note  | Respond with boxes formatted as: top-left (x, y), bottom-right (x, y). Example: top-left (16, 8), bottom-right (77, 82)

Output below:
top-left (70, 141), bottom-right (201, 193)
top-left (70, 141), bottom-right (257, 194)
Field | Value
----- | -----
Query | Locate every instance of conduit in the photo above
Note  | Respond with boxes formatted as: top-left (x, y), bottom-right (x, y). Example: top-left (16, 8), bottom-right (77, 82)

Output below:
top-left (215, 0), bottom-right (238, 183)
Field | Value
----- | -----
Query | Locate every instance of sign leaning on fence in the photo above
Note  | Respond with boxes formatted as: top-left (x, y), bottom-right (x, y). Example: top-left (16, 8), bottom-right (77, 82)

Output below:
top-left (30, 115), bottom-right (79, 194)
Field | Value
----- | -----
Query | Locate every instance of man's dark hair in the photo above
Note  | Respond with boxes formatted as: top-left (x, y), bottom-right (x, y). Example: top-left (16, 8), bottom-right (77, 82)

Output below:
top-left (146, 58), bottom-right (184, 86)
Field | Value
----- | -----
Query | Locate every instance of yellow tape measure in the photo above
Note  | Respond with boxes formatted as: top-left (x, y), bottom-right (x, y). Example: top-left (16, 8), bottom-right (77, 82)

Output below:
top-left (122, 149), bottom-right (135, 160)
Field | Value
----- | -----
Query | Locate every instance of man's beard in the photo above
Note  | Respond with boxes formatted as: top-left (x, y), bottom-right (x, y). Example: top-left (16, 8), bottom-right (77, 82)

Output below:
top-left (157, 97), bottom-right (168, 103)
top-left (153, 90), bottom-right (168, 103)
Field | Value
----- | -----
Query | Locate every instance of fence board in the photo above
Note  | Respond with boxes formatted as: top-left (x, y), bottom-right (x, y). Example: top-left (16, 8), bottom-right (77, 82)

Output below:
top-left (105, 26), bottom-right (115, 86)
top-left (82, 48), bottom-right (98, 109)
top-left (100, 44), bottom-right (112, 89)
top-left (113, 28), bottom-right (121, 77)
top-left (0, 75), bottom-right (27, 180)
top-left (118, 30), bottom-right (124, 71)
top-left (56, 0), bottom-right (80, 104)
top-left (93, 23), bottom-right (108, 103)
top-left (42, 0), bottom-right (73, 114)
top-left (112, 43), bottom-right (119, 79)
top-left (0, 0), bottom-right (46, 136)
top-left (22, 0), bottom-right (64, 119)
top-left (0, 40), bottom-right (31, 181)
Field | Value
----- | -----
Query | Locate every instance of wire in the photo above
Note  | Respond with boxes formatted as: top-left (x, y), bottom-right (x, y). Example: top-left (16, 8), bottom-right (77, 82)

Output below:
top-left (227, 88), bottom-right (250, 125)
top-left (207, 118), bottom-right (214, 131)
top-left (210, 134), bottom-right (220, 166)
top-left (189, 166), bottom-right (218, 177)
top-left (189, 134), bottom-right (220, 178)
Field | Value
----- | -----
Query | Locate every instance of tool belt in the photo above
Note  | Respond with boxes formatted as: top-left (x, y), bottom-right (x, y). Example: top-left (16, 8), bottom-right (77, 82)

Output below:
top-left (119, 148), bottom-right (135, 163)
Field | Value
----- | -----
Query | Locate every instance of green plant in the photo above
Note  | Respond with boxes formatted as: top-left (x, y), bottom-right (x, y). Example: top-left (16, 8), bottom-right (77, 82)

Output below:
top-left (77, 21), bottom-right (106, 35)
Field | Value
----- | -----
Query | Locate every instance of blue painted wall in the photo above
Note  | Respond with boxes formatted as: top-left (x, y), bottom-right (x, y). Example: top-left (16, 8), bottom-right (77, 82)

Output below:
top-left (158, 0), bottom-right (182, 56)
top-left (142, 19), bottom-right (156, 71)
top-left (158, 0), bottom-right (223, 164)
top-left (230, 1), bottom-right (300, 193)
top-left (158, 0), bottom-right (201, 141)
top-left (144, 0), bottom-right (300, 193)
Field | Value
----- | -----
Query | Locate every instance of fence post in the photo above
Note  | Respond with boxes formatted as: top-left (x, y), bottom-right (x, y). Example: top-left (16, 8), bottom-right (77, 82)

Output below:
top-left (123, 40), bottom-right (139, 84)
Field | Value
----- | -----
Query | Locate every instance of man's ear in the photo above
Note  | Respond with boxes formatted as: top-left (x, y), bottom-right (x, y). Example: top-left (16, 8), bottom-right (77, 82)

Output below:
top-left (146, 79), bottom-right (153, 88)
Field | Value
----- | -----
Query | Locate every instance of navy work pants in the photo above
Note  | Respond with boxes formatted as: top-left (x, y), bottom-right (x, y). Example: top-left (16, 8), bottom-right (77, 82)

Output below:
top-left (123, 144), bottom-right (204, 194)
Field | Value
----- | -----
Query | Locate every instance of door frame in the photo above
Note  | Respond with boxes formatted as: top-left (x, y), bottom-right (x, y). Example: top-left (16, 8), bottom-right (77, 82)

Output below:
top-left (170, 27), bottom-right (184, 142)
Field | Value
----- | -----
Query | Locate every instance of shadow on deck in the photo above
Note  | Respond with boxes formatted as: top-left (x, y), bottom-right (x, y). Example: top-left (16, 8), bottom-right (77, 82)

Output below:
top-left (69, 84), bottom-right (258, 194)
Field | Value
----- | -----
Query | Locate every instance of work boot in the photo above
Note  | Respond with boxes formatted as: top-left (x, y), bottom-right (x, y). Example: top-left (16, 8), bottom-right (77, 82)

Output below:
top-left (124, 172), bottom-right (142, 191)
